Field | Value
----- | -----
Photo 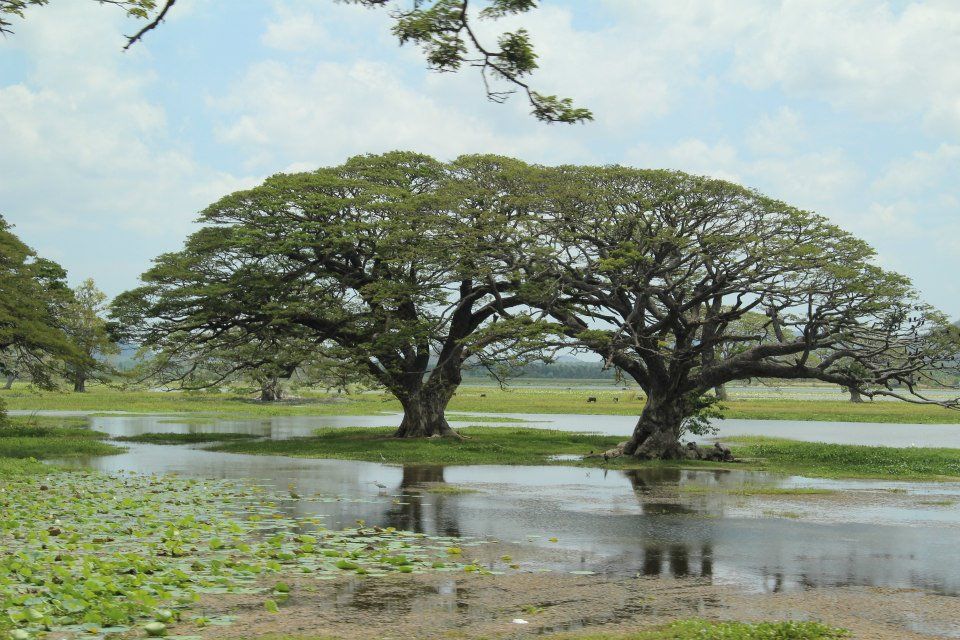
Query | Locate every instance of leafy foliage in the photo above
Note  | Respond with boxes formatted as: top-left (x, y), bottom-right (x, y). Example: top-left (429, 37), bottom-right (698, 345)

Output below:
top-left (2, 0), bottom-right (590, 124)
top-left (0, 0), bottom-right (158, 35)
top-left (0, 215), bottom-right (78, 393)
top-left (62, 278), bottom-right (119, 392)
top-left (353, 0), bottom-right (591, 123)
top-left (0, 468), bottom-right (468, 637)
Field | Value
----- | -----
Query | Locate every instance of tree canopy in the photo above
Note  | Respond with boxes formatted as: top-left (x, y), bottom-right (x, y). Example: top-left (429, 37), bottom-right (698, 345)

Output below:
top-left (61, 278), bottom-right (119, 392)
top-left (113, 151), bottom-right (552, 436)
top-left (523, 166), bottom-right (960, 458)
top-left (0, 215), bottom-right (78, 393)
top-left (1, 0), bottom-right (591, 124)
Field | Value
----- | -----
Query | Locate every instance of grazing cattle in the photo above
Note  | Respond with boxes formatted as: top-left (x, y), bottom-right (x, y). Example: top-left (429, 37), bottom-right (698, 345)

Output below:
top-left (587, 396), bottom-right (597, 403)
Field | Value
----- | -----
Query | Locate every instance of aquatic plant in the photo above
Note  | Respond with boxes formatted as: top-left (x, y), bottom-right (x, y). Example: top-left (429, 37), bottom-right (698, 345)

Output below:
top-left (0, 471), bottom-right (466, 637)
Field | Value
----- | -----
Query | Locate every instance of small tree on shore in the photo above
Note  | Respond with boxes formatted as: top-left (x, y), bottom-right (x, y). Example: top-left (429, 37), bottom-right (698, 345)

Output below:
top-left (62, 278), bottom-right (118, 392)
top-left (528, 166), bottom-right (960, 459)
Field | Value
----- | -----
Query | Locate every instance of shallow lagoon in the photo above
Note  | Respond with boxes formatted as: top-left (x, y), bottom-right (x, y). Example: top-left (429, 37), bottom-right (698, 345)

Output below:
top-left (47, 423), bottom-right (960, 603)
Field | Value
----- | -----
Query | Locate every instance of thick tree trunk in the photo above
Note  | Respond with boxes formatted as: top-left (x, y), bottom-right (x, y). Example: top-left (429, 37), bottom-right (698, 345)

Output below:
top-left (3, 373), bottom-right (15, 390)
top-left (624, 393), bottom-right (689, 460)
top-left (848, 387), bottom-right (863, 403)
top-left (260, 378), bottom-right (284, 402)
top-left (393, 387), bottom-right (460, 438)
top-left (713, 384), bottom-right (729, 401)
top-left (73, 375), bottom-right (86, 393)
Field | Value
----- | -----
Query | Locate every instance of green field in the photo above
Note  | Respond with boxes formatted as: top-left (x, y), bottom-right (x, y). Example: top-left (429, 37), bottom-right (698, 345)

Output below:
top-left (3, 385), bottom-right (960, 423)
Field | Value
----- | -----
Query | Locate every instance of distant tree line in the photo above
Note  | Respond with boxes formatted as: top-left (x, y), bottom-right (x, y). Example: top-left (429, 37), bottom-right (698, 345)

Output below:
top-left (462, 360), bottom-right (617, 380)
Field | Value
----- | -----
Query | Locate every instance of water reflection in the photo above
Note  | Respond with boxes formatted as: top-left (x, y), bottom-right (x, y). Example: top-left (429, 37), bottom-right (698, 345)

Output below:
top-left (385, 466), bottom-right (462, 537)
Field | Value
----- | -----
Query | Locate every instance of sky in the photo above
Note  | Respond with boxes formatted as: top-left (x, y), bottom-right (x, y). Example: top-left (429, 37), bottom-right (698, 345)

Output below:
top-left (1, 0), bottom-right (959, 318)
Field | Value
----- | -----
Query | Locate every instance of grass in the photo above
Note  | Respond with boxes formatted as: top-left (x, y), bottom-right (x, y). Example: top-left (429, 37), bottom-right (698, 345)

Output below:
top-left (214, 426), bottom-right (960, 482)
top-left (762, 510), bottom-right (803, 519)
top-left (724, 436), bottom-right (960, 480)
top-left (251, 619), bottom-right (848, 640)
top-left (112, 432), bottom-right (263, 444)
top-left (419, 484), bottom-right (480, 494)
top-left (4, 384), bottom-right (960, 423)
top-left (0, 417), bottom-right (124, 461)
top-left (211, 426), bottom-right (623, 465)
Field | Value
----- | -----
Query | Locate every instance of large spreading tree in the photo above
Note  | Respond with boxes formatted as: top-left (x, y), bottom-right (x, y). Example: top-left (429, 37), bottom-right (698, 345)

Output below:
top-left (525, 165), bottom-right (960, 459)
top-left (114, 152), bottom-right (549, 436)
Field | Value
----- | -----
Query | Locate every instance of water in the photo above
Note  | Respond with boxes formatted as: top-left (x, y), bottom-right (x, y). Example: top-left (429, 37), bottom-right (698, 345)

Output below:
top-left (19, 408), bottom-right (960, 600)
top-left (50, 432), bottom-right (960, 598)
top-left (16, 409), bottom-right (960, 448)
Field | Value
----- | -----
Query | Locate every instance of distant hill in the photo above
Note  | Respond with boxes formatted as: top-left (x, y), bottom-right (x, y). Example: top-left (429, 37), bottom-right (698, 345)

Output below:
top-left (105, 343), bottom-right (142, 372)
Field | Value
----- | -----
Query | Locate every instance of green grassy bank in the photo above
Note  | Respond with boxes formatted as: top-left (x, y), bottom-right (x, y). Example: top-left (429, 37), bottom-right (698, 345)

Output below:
top-left (254, 619), bottom-right (848, 640)
top-left (209, 426), bottom-right (960, 481)
top-left (0, 416), bottom-right (123, 476)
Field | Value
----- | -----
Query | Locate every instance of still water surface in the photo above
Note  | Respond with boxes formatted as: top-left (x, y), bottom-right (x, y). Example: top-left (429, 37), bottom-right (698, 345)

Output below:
top-left (41, 409), bottom-right (960, 600)
top-left (17, 409), bottom-right (960, 447)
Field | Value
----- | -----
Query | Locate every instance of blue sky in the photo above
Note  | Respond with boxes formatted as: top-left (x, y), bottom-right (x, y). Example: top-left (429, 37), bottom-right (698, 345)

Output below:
top-left (2, 0), bottom-right (959, 318)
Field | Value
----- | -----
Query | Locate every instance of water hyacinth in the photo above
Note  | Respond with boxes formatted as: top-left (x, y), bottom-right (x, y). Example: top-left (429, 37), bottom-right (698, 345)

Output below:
top-left (0, 471), bottom-right (468, 637)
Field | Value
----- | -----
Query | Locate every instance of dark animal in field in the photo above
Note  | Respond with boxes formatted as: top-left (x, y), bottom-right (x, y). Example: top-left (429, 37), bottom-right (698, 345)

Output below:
top-left (613, 397), bottom-right (619, 402)
top-left (479, 393), bottom-right (486, 397)
top-left (713, 442), bottom-right (733, 461)
top-left (685, 441), bottom-right (734, 462)
top-left (587, 396), bottom-right (597, 403)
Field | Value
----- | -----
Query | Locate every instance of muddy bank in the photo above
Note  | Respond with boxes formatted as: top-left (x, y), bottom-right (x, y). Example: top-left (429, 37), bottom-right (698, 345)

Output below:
top-left (176, 572), bottom-right (958, 639)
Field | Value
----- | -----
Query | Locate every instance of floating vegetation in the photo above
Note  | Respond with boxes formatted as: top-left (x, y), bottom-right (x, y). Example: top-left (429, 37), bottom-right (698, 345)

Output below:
top-left (112, 433), bottom-right (262, 445)
top-left (917, 499), bottom-right (957, 506)
top-left (762, 510), bottom-right (803, 520)
top-left (679, 484), bottom-right (836, 496)
top-left (419, 484), bottom-right (480, 495)
top-left (0, 471), bottom-right (468, 638)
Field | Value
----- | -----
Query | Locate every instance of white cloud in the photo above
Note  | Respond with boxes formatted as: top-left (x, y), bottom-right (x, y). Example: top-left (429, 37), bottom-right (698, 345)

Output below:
top-left (728, 1), bottom-right (960, 133)
top-left (211, 57), bottom-right (590, 170)
top-left (873, 143), bottom-right (960, 194)
top-left (261, 6), bottom-right (331, 52)
top-left (0, 2), bottom-right (255, 294)
top-left (747, 107), bottom-right (805, 155)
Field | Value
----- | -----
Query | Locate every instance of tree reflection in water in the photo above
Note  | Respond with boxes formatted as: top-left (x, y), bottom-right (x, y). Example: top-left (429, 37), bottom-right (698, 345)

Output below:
top-left (385, 466), bottom-right (462, 538)
top-left (623, 468), bottom-right (714, 578)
